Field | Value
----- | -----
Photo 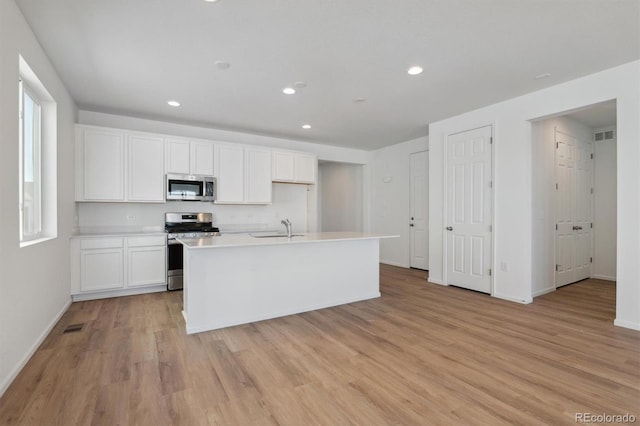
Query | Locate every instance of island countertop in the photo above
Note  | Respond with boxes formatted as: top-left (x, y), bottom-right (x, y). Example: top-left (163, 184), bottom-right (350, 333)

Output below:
top-left (178, 232), bottom-right (398, 249)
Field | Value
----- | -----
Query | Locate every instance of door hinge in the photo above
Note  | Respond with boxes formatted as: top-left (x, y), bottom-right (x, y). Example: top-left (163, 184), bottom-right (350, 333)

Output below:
top-left (590, 257), bottom-right (593, 263)
top-left (556, 224), bottom-right (558, 230)
top-left (590, 222), bottom-right (593, 229)
top-left (488, 268), bottom-right (492, 276)
top-left (590, 188), bottom-right (594, 194)
top-left (556, 142), bottom-right (559, 149)
top-left (490, 137), bottom-right (493, 144)
top-left (590, 153), bottom-right (594, 159)
top-left (556, 183), bottom-right (559, 190)
top-left (489, 180), bottom-right (493, 188)
top-left (556, 264), bottom-right (559, 271)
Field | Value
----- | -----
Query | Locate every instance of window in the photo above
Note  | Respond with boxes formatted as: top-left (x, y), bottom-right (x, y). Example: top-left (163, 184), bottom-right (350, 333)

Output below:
top-left (18, 55), bottom-right (57, 247)
top-left (19, 79), bottom-right (42, 241)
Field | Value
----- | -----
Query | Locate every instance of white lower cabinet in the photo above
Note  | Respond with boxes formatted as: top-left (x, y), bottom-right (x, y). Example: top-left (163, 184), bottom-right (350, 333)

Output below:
top-left (127, 236), bottom-right (167, 287)
top-left (72, 235), bottom-right (166, 300)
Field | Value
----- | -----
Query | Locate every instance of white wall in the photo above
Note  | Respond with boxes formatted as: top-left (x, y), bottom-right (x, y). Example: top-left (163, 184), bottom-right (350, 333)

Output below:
top-left (0, 0), bottom-right (77, 396)
top-left (593, 125), bottom-right (617, 281)
top-left (370, 137), bottom-right (429, 267)
top-left (319, 162), bottom-right (363, 232)
top-left (428, 60), bottom-right (640, 330)
top-left (531, 116), bottom-right (594, 297)
top-left (78, 183), bottom-right (309, 234)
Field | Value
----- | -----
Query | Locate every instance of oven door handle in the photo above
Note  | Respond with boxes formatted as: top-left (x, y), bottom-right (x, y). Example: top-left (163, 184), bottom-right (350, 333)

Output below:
top-left (167, 239), bottom-right (181, 245)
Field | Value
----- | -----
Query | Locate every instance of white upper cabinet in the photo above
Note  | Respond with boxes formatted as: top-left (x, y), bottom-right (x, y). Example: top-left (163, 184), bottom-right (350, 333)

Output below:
top-left (128, 134), bottom-right (164, 202)
top-left (190, 141), bottom-right (215, 176)
top-left (272, 151), bottom-right (316, 184)
top-left (76, 125), bottom-right (164, 202)
top-left (165, 138), bottom-right (215, 176)
top-left (77, 127), bottom-right (125, 201)
top-left (272, 151), bottom-right (295, 181)
top-left (165, 138), bottom-right (190, 174)
top-left (246, 148), bottom-right (272, 204)
top-left (294, 153), bottom-right (316, 184)
top-left (216, 145), bottom-right (245, 203)
top-left (216, 145), bottom-right (272, 204)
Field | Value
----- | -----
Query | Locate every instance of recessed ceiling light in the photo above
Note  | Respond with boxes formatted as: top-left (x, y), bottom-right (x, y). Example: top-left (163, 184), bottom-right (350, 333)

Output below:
top-left (204, 0), bottom-right (219, 3)
top-left (283, 87), bottom-right (296, 95)
top-left (408, 66), bottom-right (423, 76)
top-left (215, 61), bottom-right (230, 70)
top-left (353, 98), bottom-right (366, 103)
top-left (534, 72), bottom-right (551, 80)
top-left (302, 124), bottom-right (311, 129)
top-left (294, 82), bottom-right (307, 89)
top-left (167, 100), bottom-right (181, 107)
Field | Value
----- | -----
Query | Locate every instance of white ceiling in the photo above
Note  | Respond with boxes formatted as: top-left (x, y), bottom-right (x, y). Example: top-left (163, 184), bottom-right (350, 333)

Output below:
top-left (15, 0), bottom-right (639, 150)
top-left (564, 100), bottom-right (617, 129)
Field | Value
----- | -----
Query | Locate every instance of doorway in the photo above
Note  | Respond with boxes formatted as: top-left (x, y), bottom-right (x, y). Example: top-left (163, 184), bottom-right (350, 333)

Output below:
top-left (444, 126), bottom-right (493, 294)
top-left (531, 100), bottom-right (617, 295)
top-left (410, 151), bottom-right (428, 270)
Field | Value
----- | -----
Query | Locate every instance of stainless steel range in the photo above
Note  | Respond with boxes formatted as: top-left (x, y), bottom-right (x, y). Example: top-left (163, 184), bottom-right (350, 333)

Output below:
top-left (165, 212), bottom-right (220, 291)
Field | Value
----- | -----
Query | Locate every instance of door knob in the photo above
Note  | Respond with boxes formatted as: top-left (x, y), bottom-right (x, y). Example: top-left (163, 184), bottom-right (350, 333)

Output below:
top-left (572, 226), bottom-right (583, 230)
top-left (446, 226), bottom-right (453, 231)
top-left (410, 223), bottom-right (414, 227)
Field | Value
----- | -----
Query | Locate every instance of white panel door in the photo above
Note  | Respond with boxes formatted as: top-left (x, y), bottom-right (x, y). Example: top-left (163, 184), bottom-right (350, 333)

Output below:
top-left (128, 134), bottom-right (165, 202)
top-left (446, 126), bottom-right (492, 293)
top-left (555, 129), bottom-right (592, 287)
top-left (410, 151), bottom-right (429, 270)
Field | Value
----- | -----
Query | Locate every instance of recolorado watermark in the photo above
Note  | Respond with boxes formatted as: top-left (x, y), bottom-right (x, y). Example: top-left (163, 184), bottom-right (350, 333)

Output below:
top-left (575, 413), bottom-right (637, 423)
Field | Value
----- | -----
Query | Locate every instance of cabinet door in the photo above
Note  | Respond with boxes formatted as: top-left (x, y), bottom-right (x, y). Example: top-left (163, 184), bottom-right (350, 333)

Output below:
top-left (82, 129), bottom-right (125, 200)
top-left (190, 141), bottom-right (215, 176)
top-left (80, 249), bottom-right (124, 291)
top-left (128, 246), bottom-right (166, 287)
top-left (216, 145), bottom-right (245, 203)
top-left (128, 134), bottom-right (165, 202)
top-left (272, 152), bottom-right (295, 182)
top-left (295, 154), bottom-right (316, 183)
top-left (165, 138), bottom-right (190, 174)
top-left (246, 148), bottom-right (272, 203)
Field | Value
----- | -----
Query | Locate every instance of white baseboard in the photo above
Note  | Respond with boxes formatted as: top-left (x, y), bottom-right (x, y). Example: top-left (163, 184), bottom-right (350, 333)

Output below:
top-left (532, 287), bottom-right (555, 297)
top-left (614, 318), bottom-right (640, 331)
top-left (493, 293), bottom-right (533, 304)
top-left (71, 284), bottom-right (167, 302)
top-left (0, 298), bottom-right (72, 398)
top-left (380, 260), bottom-right (409, 268)
top-left (428, 278), bottom-right (447, 286)
top-left (591, 274), bottom-right (616, 282)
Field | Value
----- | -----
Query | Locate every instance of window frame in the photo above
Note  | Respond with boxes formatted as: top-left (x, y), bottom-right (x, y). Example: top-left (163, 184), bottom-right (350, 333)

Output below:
top-left (19, 78), bottom-right (43, 242)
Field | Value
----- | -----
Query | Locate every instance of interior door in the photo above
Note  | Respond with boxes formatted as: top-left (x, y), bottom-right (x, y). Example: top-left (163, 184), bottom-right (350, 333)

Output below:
top-left (410, 151), bottom-right (429, 270)
top-left (555, 128), bottom-right (592, 287)
top-left (445, 126), bottom-right (492, 293)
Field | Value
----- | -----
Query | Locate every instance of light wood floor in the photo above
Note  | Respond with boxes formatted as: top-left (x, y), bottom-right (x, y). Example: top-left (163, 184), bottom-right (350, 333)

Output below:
top-left (1, 265), bottom-right (638, 425)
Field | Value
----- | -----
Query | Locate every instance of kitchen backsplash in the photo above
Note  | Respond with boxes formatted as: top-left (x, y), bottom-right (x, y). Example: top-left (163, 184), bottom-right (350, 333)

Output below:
top-left (77, 183), bottom-right (309, 233)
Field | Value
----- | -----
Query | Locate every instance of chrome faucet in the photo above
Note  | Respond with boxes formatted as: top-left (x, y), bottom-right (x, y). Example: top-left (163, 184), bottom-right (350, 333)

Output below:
top-left (281, 218), bottom-right (292, 238)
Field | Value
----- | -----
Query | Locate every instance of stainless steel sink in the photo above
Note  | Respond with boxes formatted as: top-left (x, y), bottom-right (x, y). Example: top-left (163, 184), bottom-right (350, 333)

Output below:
top-left (250, 233), bottom-right (304, 238)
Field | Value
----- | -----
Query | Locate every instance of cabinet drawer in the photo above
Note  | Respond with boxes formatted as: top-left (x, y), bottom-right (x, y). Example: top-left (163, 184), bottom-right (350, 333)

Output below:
top-left (127, 235), bottom-right (166, 247)
top-left (80, 238), bottom-right (124, 250)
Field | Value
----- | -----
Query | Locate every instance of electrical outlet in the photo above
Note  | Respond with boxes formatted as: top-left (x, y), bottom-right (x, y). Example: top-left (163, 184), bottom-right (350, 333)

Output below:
top-left (126, 215), bottom-right (136, 221)
top-left (501, 261), bottom-right (508, 272)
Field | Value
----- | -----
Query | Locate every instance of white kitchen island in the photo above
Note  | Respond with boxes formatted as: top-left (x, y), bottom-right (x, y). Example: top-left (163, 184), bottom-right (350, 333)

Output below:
top-left (179, 232), bottom-right (397, 334)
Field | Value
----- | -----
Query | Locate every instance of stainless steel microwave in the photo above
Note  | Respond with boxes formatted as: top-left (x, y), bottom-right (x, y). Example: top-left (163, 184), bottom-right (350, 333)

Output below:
top-left (166, 174), bottom-right (216, 201)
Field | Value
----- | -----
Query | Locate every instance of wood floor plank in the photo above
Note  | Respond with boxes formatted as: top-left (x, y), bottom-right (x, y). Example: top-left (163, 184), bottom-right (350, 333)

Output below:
top-left (1, 264), bottom-right (638, 425)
